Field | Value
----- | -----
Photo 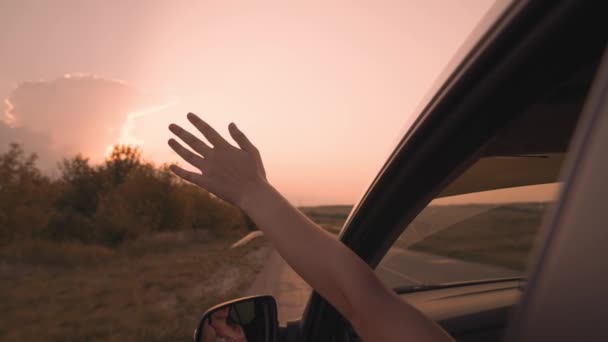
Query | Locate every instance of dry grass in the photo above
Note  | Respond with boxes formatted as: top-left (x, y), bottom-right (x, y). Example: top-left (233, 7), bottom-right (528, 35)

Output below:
top-left (410, 203), bottom-right (547, 271)
top-left (300, 205), bottom-right (352, 233)
top-left (0, 231), bottom-right (269, 341)
top-left (300, 203), bottom-right (544, 272)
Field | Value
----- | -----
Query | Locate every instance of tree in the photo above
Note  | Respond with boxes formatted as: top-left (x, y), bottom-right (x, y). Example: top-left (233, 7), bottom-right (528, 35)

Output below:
top-left (0, 143), bottom-right (55, 243)
top-left (102, 145), bottom-right (142, 186)
top-left (56, 155), bottom-right (101, 216)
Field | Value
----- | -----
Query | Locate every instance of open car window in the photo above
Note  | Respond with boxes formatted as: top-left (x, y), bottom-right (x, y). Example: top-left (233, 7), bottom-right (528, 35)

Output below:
top-left (377, 157), bottom-right (563, 290)
top-left (376, 62), bottom-right (591, 290)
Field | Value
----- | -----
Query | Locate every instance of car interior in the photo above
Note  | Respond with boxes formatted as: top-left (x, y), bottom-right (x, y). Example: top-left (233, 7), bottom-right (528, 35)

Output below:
top-left (295, 2), bottom-right (607, 341)
top-left (338, 58), bottom-right (601, 342)
top-left (387, 66), bottom-right (595, 342)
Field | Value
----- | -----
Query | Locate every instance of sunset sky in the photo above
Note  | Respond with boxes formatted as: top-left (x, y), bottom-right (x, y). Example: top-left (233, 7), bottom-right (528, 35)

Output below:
top-left (1, 0), bottom-right (498, 205)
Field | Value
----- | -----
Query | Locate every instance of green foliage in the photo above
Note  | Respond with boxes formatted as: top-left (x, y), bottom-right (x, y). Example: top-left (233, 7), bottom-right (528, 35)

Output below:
top-left (0, 143), bottom-right (249, 247)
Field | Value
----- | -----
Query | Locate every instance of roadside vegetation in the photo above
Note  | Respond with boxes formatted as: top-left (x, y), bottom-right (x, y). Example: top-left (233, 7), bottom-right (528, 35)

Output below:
top-left (0, 142), bottom-right (545, 340)
top-left (0, 143), bottom-right (256, 248)
top-left (0, 143), bottom-right (265, 341)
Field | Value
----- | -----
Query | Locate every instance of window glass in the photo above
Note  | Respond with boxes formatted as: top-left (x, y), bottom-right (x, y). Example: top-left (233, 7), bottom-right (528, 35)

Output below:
top-left (377, 157), bottom-right (562, 289)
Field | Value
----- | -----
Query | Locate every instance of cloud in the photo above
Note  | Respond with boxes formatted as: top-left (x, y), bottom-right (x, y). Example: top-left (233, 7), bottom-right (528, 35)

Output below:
top-left (111, 98), bottom-right (179, 152)
top-left (1, 74), bottom-right (165, 168)
top-left (0, 121), bottom-right (59, 169)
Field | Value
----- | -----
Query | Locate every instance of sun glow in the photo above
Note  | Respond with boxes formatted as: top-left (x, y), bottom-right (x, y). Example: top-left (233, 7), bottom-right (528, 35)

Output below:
top-left (104, 99), bottom-right (179, 158)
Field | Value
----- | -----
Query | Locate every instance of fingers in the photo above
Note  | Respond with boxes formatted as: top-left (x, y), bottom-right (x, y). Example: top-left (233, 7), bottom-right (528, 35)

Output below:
top-left (169, 164), bottom-right (203, 185)
top-left (170, 164), bottom-right (214, 195)
top-left (168, 138), bottom-right (207, 170)
top-left (169, 123), bottom-right (211, 155)
top-left (202, 316), bottom-right (216, 340)
top-left (228, 122), bottom-right (266, 177)
top-left (187, 112), bottom-right (229, 148)
top-left (228, 122), bottom-right (257, 153)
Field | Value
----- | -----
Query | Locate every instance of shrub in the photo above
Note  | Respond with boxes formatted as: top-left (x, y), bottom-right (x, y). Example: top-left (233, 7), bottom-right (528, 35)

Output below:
top-left (1, 143), bottom-right (250, 247)
top-left (44, 208), bottom-right (97, 243)
top-left (0, 143), bottom-right (57, 244)
top-left (56, 154), bottom-right (103, 216)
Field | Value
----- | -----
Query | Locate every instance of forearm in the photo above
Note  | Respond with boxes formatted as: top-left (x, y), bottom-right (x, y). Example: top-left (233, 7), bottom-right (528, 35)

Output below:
top-left (167, 115), bottom-right (451, 341)
top-left (239, 181), bottom-right (453, 342)
top-left (239, 180), bottom-right (380, 320)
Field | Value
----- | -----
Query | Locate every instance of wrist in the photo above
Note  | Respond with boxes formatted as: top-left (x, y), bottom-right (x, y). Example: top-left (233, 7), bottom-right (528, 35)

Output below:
top-left (237, 178), bottom-right (274, 215)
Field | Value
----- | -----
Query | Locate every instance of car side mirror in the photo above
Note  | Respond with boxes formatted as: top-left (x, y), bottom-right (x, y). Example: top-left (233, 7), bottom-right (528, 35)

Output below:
top-left (194, 295), bottom-right (278, 342)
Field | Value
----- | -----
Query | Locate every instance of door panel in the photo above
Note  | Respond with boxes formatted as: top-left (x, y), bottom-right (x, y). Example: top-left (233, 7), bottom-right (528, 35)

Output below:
top-left (504, 46), bottom-right (608, 342)
top-left (404, 282), bottom-right (521, 341)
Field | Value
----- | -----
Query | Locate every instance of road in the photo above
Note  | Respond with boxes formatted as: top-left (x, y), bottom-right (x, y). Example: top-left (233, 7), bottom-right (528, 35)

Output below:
top-left (244, 247), bottom-right (520, 324)
top-left (377, 247), bottom-right (520, 288)
top-left (243, 250), bottom-right (311, 324)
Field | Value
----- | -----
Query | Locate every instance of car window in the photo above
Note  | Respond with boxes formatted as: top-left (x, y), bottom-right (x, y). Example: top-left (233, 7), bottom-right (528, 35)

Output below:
top-left (378, 183), bottom-right (558, 288)
top-left (375, 41), bottom-right (596, 288)
top-left (376, 153), bottom-right (567, 289)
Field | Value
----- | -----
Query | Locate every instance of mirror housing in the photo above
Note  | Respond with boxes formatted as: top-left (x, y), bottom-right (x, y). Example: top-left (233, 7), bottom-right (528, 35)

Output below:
top-left (194, 295), bottom-right (278, 342)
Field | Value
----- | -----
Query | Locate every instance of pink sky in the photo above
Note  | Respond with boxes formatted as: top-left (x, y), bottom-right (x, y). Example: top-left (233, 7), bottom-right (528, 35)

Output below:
top-left (1, 0), bottom-right (496, 205)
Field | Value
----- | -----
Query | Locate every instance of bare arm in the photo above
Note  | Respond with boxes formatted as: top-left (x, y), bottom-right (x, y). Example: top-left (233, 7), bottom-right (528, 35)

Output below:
top-left (168, 113), bottom-right (452, 342)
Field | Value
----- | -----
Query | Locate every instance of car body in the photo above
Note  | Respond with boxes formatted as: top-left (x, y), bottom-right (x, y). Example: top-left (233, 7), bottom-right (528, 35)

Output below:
top-left (281, 1), bottom-right (608, 341)
top-left (199, 1), bottom-right (607, 341)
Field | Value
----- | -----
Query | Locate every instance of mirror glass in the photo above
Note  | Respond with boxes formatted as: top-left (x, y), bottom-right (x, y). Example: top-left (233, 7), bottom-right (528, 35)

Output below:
top-left (194, 295), bottom-right (277, 342)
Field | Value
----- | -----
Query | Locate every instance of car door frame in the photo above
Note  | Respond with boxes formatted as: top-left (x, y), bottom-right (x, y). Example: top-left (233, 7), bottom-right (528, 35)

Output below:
top-left (504, 39), bottom-right (608, 342)
top-left (294, 1), bottom-right (608, 341)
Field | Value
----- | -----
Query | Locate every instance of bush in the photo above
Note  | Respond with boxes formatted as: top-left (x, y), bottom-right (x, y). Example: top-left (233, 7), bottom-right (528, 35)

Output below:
top-left (0, 144), bottom-right (57, 244)
top-left (44, 208), bottom-right (97, 243)
top-left (55, 155), bottom-right (103, 216)
top-left (1, 143), bottom-right (250, 247)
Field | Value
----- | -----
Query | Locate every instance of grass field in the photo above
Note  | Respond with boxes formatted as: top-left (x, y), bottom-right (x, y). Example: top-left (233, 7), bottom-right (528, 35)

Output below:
top-left (410, 203), bottom-right (547, 271)
top-left (299, 205), bottom-right (353, 234)
top-left (0, 231), bottom-right (269, 341)
top-left (301, 203), bottom-right (547, 271)
top-left (0, 202), bottom-right (546, 340)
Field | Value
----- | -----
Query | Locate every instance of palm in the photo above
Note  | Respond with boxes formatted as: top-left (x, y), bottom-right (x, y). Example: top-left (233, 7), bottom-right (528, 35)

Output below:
top-left (167, 113), bottom-right (266, 206)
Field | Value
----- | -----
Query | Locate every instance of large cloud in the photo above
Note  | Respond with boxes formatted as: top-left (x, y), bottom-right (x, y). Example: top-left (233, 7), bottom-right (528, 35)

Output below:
top-left (1, 74), bottom-right (156, 168)
top-left (0, 121), bottom-right (59, 169)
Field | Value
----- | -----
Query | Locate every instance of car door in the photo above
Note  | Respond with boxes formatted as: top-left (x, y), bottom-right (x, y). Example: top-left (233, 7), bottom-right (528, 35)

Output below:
top-left (504, 38), bottom-right (608, 342)
top-left (297, 1), bottom-right (607, 341)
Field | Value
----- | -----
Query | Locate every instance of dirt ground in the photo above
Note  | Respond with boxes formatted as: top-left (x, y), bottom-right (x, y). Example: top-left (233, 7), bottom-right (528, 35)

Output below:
top-left (0, 232), bottom-right (269, 341)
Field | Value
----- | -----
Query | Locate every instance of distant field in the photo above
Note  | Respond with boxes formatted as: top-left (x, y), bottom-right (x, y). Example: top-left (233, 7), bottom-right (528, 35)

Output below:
top-left (410, 203), bottom-right (547, 271)
top-left (0, 231), bottom-right (269, 341)
top-left (303, 203), bottom-right (547, 271)
top-left (300, 205), bottom-right (353, 234)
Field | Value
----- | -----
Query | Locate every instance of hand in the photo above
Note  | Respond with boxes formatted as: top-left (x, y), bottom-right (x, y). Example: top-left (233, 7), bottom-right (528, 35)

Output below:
top-left (201, 317), bottom-right (217, 342)
top-left (168, 113), bottom-right (267, 207)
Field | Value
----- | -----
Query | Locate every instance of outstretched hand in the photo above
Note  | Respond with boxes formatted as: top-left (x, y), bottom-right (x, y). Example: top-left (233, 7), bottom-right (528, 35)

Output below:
top-left (168, 113), bottom-right (267, 207)
top-left (200, 317), bottom-right (216, 342)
